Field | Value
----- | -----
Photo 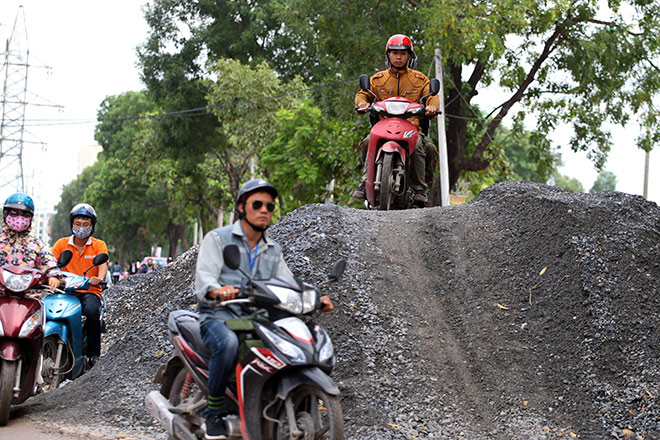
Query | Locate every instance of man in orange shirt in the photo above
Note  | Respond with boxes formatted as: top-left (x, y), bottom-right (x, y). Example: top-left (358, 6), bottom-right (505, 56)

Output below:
top-left (51, 203), bottom-right (108, 367)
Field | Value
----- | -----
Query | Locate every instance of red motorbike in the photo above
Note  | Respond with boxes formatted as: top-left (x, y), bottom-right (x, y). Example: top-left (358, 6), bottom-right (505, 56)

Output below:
top-left (357, 74), bottom-right (440, 210)
top-left (0, 260), bottom-right (62, 425)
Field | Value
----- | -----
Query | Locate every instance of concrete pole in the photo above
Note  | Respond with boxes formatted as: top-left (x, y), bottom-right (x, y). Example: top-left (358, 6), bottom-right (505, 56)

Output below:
top-left (434, 49), bottom-right (450, 206)
top-left (643, 150), bottom-right (649, 199)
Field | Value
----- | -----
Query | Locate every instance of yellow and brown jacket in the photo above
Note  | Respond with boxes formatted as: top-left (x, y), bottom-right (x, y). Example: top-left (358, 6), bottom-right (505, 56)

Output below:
top-left (355, 67), bottom-right (440, 132)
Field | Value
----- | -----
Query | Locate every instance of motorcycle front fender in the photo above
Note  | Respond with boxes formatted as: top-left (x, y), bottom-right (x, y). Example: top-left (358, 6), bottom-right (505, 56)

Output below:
top-left (44, 320), bottom-right (68, 343)
top-left (0, 340), bottom-right (21, 361)
top-left (376, 141), bottom-right (406, 166)
top-left (277, 367), bottom-right (340, 399)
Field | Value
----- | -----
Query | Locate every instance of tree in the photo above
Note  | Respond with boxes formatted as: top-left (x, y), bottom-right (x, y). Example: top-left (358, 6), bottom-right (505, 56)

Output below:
top-left (553, 173), bottom-right (585, 193)
top-left (278, 0), bottom-right (660, 202)
top-left (420, 0), bottom-right (660, 194)
top-left (205, 59), bottom-right (308, 201)
top-left (261, 101), bottom-right (362, 214)
top-left (135, 1), bottom-right (660, 207)
top-left (590, 171), bottom-right (617, 192)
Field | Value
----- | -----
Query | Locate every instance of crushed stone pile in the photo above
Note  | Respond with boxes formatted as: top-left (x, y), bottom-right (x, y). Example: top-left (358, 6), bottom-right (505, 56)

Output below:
top-left (23, 181), bottom-right (659, 440)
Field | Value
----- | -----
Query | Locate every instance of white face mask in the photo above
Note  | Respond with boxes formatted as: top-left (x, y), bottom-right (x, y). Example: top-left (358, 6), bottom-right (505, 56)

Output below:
top-left (72, 227), bottom-right (92, 239)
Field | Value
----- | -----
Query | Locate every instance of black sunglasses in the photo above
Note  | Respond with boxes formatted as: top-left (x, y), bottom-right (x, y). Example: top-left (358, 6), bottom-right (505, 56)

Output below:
top-left (7, 209), bottom-right (33, 218)
top-left (251, 200), bottom-right (275, 212)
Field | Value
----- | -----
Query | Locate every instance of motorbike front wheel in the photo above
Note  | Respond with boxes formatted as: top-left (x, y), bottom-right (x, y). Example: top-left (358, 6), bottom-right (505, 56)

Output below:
top-left (274, 385), bottom-right (344, 440)
top-left (378, 153), bottom-right (394, 210)
top-left (42, 336), bottom-right (66, 390)
top-left (0, 359), bottom-right (17, 425)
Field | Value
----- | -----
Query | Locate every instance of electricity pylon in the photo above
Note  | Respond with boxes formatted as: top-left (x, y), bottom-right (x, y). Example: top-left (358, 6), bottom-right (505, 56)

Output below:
top-left (0, 6), bottom-right (30, 191)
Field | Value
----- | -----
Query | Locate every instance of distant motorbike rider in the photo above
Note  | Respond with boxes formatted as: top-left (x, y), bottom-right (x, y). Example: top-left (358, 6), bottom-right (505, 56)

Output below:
top-left (51, 203), bottom-right (108, 368)
top-left (0, 192), bottom-right (61, 291)
top-left (354, 34), bottom-right (440, 207)
top-left (195, 178), bottom-right (334, 440)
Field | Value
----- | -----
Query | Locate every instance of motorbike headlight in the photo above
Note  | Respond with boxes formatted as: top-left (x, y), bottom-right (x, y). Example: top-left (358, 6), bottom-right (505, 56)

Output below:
top-left (62, 274), bottom-right (85, 290)
top-left (268, 285), bottom-right (303, 314)
top-left (319, 338), bottom-right (334, 365)
top-left (259, 325), bottom-right (307, 364)
top-left (19, 311), bottom-right (42, 337)
top-left (302, 288), bottom-right (318, 314)
top-left (384, 101), bottom-right (410, 115)
top-left (3, 270), bottom-right (34, 292)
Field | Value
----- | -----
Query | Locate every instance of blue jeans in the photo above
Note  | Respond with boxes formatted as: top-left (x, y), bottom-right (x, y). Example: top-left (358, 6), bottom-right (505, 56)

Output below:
top-left (200, 318), bottom-right (239, 414)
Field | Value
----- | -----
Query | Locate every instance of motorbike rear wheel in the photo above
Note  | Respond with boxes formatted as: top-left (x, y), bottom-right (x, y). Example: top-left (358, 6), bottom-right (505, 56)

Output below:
top-left (166, 367), bottom-right (202, 440)
top-left (274, 385), bottom-right (344, 440)
top-left (42, 336), bottom-right (65, 390)
top-left (0, 359), bottom-right (17, 426)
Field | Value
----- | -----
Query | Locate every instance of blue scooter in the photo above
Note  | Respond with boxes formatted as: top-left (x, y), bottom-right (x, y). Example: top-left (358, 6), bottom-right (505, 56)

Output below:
top-left (41, 250), bottom-right (108, 389)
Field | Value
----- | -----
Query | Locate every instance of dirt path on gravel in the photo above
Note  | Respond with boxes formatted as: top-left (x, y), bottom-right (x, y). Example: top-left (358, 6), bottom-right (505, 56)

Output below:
top-left (365, 206), bottom-right (560, 437)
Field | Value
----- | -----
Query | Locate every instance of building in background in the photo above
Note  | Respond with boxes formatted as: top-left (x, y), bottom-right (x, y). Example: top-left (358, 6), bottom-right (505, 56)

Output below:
top-left (77, 144), bottom-right (102, 175)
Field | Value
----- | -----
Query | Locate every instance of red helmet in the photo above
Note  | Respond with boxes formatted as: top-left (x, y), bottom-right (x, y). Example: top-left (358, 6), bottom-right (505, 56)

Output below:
top-left (385, 34), bottom-right (417, 68)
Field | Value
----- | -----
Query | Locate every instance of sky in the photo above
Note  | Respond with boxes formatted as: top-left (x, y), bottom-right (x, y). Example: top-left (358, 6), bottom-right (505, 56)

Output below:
top-left (0, 1), bottom-right (149, 211)
top-left (1, 0), bottom-right (658, 213)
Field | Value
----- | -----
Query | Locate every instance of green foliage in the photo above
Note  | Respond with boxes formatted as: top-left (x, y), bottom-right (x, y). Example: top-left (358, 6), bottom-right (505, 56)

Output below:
top-left (590, 170), bottom-right (617, 192)
top-left (261, 101), bottom-right (362, 214)
top-left (498, 122), bottom-right (558, 183)
top-left (418, 0), bottom-right (660, 190)
top-left (206, 58), bottom-right (308, 167)
top-left (553, 173), bottom-right (585, 193)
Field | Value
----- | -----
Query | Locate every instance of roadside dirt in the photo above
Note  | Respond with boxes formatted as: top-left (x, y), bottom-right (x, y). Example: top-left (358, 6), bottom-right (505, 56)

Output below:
top-left (10, 181), bottom-right (659, 440)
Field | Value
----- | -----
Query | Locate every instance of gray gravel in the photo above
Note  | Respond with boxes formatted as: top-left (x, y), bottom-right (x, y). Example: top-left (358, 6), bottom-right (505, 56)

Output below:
top-left (19, 181), bottom-right (660, 440)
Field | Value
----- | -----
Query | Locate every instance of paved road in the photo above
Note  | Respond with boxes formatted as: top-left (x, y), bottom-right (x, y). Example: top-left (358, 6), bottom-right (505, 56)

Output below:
top-left (1, 408), bottom-right (102, 440)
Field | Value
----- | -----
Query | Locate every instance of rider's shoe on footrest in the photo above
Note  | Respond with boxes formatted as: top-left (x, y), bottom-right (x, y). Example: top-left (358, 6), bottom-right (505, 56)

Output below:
top-left (352, 182), bottom-right (366, 201)
top-left (204, 413), bottom-right (228, 440)
top-left (88, 355), bottom-right (99, 368)
top-left (413, 191), bottom-right (428, 207)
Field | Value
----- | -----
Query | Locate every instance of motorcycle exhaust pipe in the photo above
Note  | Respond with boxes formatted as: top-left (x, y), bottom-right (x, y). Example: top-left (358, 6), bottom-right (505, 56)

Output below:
top-left (145, 391), bottom-right (196, 440)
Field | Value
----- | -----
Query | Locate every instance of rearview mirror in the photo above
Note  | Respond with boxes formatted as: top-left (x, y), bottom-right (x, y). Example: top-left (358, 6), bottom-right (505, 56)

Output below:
top-left (429, 78), bottom-right (440, 96)
top-left (359, 74), bottom-right (370, 91)
top-left (328, 259), bottom-right (346, 282)
top-left (223, 245), bottom-right (241, 271)
top-left (93, 252), bottom-right (109, 266)
top-left (57, 250), bottom-right (73, 268)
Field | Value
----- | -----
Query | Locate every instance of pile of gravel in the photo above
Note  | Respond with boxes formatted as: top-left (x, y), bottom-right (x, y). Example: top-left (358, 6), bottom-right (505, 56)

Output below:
top-left (22, 181), bottom-right (659, 440)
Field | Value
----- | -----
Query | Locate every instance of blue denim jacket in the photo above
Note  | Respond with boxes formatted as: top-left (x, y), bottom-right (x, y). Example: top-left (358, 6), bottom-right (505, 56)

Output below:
top-left (195, 221), bottom-right (291, 323)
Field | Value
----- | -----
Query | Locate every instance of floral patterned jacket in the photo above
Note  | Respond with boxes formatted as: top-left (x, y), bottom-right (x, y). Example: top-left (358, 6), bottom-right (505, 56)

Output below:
top-left (0, 223), bottom-right (61, 278)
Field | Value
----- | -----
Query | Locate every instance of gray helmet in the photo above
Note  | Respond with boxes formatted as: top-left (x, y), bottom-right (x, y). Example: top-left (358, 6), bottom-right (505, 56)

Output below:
top-left (236, 179), bottom-right (278, 206)
top-left (235, 179), bottom-right (278, 233)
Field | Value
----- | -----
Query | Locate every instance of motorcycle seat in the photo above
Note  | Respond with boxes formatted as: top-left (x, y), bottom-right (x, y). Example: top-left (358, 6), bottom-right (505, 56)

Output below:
top-left (168, 310), bottom-right (211, 360)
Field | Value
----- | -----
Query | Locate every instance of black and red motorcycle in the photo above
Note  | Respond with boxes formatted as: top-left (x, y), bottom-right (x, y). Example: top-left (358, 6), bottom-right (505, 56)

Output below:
top-left (357, 74), bottom-right (440, 210)
top-left (146, 245), bottom-right (346, 440)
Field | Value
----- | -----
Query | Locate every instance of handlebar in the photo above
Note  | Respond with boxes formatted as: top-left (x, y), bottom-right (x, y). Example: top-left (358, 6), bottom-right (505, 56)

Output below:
top-left (355, 104), bottom-right (441, 117)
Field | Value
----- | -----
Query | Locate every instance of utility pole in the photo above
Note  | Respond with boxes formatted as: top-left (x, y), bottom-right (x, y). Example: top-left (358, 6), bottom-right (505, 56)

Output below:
top-left (643, 150), bottom-right (649, 199)
top-left (434, 49), bottom-right (449, 206)
top-left (644, 125), bottom-right (650, 199)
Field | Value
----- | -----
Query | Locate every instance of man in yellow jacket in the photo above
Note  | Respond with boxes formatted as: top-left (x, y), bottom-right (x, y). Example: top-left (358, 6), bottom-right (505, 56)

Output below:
top-left (354, 34), bottom-right (440, 207)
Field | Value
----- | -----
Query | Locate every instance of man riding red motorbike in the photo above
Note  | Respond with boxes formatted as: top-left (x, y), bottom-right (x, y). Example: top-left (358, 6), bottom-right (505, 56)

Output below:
top-left (353, 34), bottom-right (440, 208)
